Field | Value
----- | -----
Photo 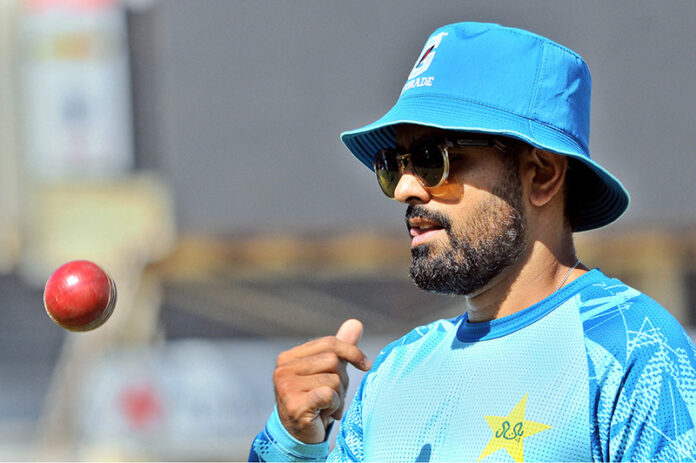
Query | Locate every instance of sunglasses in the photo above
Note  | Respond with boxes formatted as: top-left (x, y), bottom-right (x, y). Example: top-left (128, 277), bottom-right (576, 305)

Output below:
top-left (374, 136), bottom-right (504, 198)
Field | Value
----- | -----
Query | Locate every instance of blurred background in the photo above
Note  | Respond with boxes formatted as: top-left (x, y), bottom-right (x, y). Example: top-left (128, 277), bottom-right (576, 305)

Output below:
top-left (0, 0), bottom-right (695, 460)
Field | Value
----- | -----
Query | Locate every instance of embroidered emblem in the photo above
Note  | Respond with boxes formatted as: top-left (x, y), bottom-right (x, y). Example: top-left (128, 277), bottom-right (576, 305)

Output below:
top-left (478, 394), bottom-right (552, 462)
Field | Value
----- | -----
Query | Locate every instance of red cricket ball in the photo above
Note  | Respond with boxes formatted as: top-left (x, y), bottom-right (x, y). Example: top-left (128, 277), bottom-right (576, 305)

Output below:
top-left (43, 260), bottom-right (117, 331)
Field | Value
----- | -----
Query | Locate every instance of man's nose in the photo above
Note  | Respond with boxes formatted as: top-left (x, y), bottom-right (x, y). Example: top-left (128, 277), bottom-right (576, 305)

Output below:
top-left (393, 167), bottom-right (431, 204)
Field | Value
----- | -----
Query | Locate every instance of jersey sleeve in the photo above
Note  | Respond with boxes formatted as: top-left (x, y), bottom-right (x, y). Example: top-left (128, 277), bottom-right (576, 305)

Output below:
top-left (248, 376), bottom-right (369, 463)
top-left (582, 285), bottom-right (696, 461)
top-left (248, 406), bottom-right (330, 462)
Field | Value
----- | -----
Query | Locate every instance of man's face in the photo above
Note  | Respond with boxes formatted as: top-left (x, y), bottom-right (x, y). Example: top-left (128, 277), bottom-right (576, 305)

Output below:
top-left (393, 125), bottom-right (528, 296)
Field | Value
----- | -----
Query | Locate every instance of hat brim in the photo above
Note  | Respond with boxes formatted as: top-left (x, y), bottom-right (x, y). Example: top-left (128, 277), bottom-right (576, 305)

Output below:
top-left (341, 94), bottom-right (629, 232)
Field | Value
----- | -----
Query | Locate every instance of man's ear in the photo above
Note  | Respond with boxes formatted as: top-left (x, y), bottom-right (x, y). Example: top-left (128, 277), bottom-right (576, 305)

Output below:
top-left (523, 148), bottom-right (567, 207)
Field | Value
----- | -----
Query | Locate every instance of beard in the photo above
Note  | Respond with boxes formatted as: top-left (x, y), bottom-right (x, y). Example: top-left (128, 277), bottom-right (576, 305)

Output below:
top-left (408, 165), bottom-right (527, 296)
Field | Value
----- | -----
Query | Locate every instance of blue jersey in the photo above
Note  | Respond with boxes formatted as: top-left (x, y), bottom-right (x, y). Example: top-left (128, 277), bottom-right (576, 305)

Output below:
top-left (250, 269), bottom-right (696, 461)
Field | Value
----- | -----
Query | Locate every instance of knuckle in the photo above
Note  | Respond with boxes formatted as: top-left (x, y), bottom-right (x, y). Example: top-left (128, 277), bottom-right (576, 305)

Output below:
top-left (273, 369), bottom-right (295, 395)
top-left (273, 364), bottom-right (288, 382)
top-left (321, 351), bottom-right (340, 369)
top-left (276, 351), bottom-right (290, 367)
top-left (320, 336), bottom-right (339, 350)
top-left (308, 387), bottom-right (334, 406)
top-left (283, 400), bottom-right (304, 420)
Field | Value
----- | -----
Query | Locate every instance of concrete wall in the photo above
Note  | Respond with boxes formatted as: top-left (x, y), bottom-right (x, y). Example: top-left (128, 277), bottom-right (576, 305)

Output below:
top-left (129, 0), bottom-right (696, 234)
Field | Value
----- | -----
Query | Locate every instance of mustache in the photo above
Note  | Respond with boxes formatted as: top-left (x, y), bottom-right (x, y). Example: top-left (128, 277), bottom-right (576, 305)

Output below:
top-left (405, 205), bottom-right (452, 231)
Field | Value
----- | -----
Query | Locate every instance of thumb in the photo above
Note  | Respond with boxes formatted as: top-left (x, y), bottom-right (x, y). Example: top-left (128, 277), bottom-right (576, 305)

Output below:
top-left (335, 319), bottom-right (363, 346)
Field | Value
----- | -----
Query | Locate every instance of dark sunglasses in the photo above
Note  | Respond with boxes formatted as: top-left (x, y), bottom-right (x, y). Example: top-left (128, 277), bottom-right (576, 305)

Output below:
top-left (374, 136), bottom-right (504, 198)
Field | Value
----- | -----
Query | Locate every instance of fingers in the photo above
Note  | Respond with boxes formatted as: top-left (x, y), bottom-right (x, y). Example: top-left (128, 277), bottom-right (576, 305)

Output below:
top-left (286, 352), bottom-right (351, 387)
top-left (273, 319), bottom-right (371, 444)
top-left (276, 371), bottom-right (347, 398)
top-left (277, 334), bottom-right (372, 372)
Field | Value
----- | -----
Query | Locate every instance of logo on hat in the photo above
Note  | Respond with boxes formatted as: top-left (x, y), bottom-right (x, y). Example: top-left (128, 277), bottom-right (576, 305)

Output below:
top-left (407, 31), bottom-right (448, 80)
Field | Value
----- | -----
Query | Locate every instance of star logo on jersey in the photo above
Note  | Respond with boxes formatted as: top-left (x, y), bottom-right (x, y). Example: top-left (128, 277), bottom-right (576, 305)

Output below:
top-left (477, 394), bottom-right (552, 462)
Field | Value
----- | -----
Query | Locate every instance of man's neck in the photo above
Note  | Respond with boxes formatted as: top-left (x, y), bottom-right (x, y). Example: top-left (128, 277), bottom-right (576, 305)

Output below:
top-left (463, 239), bottom-right (586, 323)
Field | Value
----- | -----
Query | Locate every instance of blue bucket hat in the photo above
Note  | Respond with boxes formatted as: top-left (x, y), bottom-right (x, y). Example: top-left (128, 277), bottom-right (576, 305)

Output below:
top-left (340, 22), bottom-right (629, 232)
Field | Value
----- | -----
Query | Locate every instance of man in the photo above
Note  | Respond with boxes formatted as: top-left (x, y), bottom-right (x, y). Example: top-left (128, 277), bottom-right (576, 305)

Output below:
top-left (250, 22), bottom-right (696, 462)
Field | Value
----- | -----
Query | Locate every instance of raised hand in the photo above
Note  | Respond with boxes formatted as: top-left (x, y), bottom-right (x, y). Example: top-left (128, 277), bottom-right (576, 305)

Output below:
top-left (273, 319), bottom-right (372, 443)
